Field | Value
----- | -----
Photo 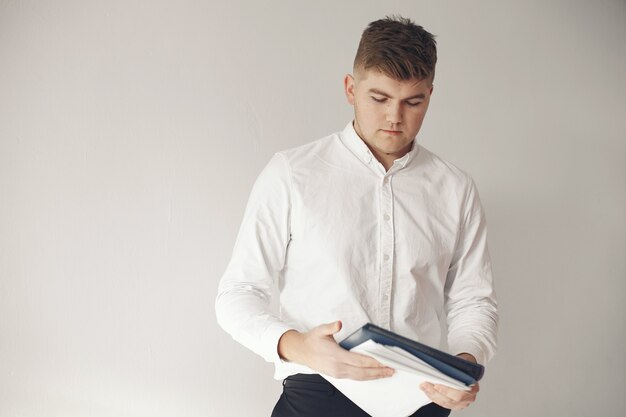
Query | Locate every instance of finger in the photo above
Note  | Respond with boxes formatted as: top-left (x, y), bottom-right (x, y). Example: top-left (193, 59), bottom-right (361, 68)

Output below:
top-left (314, 320), bottom-right (342, 336)
top-left (429, 383), bottom-right (477, 403)
top-left (334, 363), bottom-right (395, 381)
top-left (420, 383), bottom-right (462, 410)
top-left (420, 383), bottom-right (475, 410)
top-left (339, 350), bottom-right (389, 368)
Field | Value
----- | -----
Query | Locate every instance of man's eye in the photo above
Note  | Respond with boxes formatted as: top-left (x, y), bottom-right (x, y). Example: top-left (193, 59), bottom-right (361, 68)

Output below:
top-left (371, 96), bottom-right (386, 103)
top-left (407, 101), bottom-right (422, 107)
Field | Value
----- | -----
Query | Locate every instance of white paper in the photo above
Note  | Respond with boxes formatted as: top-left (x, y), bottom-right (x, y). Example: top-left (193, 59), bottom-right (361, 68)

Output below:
top-left (321, 340), bottom-right (470, 417)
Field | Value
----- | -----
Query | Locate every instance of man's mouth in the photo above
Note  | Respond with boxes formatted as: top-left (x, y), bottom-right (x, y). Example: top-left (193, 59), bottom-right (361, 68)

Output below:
top-left (382, 129), bottom-right (402, 135)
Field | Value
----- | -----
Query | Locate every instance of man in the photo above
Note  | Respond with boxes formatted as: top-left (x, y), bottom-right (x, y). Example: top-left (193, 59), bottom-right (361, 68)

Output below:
top-left (216, 16), bottom-right (498, 417)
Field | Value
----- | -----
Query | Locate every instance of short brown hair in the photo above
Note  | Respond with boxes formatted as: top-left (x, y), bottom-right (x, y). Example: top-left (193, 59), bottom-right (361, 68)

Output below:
top-left (353, 15), bottom-right (437, 83)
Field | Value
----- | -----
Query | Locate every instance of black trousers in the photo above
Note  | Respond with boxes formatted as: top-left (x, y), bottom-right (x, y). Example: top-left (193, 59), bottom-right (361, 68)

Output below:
top-left (271, 374), bottom-right (451, 417)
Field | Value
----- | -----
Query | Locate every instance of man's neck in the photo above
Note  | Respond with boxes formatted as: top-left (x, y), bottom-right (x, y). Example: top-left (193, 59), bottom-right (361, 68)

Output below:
top-left (365, 142), bottom-right (413, 171)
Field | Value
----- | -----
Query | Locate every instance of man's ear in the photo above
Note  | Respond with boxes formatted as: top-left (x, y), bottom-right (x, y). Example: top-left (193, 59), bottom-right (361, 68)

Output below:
top-left (344, 74), bottom-right (356, 105)
top-left (429, 84), bottom-right (434, 95)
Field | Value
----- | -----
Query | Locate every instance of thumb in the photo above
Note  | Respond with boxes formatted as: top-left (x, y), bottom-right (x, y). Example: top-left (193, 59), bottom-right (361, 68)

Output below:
top-left (316, 320), bottom-right (342, 336)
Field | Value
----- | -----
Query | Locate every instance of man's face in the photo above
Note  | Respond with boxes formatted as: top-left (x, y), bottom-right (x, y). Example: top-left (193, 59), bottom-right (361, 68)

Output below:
top-left (344, 69), bottom-right (433, 162)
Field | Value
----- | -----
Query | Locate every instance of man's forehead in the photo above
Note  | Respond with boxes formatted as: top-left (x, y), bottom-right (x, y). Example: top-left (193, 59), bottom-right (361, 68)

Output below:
top-left (356, 68), bottom-right (431, 91)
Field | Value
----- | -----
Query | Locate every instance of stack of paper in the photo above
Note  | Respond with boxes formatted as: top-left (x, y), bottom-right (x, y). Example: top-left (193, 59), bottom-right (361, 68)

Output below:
top-left (322, 340), bottom-right (470, 417)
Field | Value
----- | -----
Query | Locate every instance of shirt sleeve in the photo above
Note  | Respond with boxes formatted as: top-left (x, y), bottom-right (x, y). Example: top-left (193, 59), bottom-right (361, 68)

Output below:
top-left (444, 177), bottom-right (499, 366)
top-left (215, 153), bottom-right (294, 364)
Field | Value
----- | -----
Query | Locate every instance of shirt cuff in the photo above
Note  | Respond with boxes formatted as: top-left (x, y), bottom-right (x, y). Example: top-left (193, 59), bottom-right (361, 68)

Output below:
top-left (449, 340), bottom-right (487, 367)
top-left (260, 322), bottom-right (294, 364)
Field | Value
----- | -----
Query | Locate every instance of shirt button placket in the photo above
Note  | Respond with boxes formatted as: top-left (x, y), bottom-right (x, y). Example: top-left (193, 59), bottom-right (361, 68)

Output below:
top-left (380, 175), bottom-right (394, 328)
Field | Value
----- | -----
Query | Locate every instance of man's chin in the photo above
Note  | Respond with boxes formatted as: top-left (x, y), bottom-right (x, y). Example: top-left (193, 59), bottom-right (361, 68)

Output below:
top-left (379, 145), bottom-right (410, 154)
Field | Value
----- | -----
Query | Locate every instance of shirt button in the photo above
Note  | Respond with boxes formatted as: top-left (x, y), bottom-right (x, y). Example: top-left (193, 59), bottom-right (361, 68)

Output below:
top-left (383, 254), bottom-right (390, 261)
top-left (384, 214), bottom-right (390, 221)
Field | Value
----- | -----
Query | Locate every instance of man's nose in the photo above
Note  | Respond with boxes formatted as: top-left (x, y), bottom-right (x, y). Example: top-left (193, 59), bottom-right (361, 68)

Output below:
top-left (385, 102), bottom-right (403, 124)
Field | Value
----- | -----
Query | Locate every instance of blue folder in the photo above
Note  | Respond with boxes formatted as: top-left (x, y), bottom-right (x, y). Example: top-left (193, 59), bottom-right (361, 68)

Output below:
top-left (339, 323), bottom-right (484, 386)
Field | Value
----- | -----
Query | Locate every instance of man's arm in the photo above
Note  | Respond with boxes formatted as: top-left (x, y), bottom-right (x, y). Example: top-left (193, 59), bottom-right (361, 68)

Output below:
top-left (215, 154), bottom-right (393, 380)
top-left (215, 154), bottom-right (294, 363)
top-left (445, 177), bottom-right (498, 366)
top-left (421, 178), bottom-right (498, 410)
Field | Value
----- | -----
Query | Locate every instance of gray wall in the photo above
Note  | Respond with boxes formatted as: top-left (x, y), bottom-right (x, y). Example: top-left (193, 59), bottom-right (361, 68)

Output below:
top-left (1, 1), bottom-right (624, 416)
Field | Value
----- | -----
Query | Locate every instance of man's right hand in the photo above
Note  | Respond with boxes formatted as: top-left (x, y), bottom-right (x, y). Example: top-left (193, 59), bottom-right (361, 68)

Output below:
top-left (277, 320), bottom-right (395, 381)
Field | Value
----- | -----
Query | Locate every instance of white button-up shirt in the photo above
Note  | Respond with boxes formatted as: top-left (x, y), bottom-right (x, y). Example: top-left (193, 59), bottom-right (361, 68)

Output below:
top-left (215, 121), bottom-right (498, 379)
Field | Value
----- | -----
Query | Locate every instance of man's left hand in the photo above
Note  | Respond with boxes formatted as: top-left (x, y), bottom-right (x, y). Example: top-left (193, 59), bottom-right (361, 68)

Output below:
top-left (420, 381), bottom-right (479, 411)
top-left (419, 352), bottom-right (480, 410)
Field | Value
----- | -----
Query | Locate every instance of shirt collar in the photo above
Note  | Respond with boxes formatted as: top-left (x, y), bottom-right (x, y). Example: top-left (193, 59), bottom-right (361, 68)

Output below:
top-left (339, 121), bottom-right (420, 170)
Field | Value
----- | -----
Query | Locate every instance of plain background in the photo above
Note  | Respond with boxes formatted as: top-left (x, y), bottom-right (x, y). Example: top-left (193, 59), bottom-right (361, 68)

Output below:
top-left (1, 1), bottom-right (625, 416)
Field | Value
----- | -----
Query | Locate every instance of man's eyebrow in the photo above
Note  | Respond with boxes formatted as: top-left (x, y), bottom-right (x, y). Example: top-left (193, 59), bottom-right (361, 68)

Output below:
top-left (368, 88), bottom-right (426, 100)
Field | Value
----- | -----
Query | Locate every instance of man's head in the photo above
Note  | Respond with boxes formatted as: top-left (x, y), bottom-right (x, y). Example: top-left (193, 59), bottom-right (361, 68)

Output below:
top-left (345, 16), bottom-right (437, 168)
top-left (353, 15), bottom-right (437, 84)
